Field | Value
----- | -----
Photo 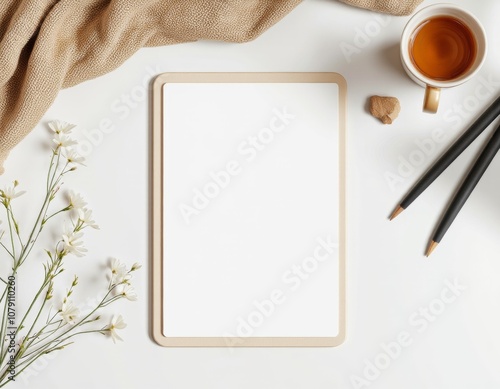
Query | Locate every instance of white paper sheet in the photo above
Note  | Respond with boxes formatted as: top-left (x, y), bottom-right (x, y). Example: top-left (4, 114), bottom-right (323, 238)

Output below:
top-left (162, 82), bottom-right (340, 338)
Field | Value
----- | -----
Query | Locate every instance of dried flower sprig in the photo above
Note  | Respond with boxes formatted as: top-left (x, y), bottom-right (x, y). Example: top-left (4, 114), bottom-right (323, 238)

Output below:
top-left (0, 121), bottom-right (139, 386)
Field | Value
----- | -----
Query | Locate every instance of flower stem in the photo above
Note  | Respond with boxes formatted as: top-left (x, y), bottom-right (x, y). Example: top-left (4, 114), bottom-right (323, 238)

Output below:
top-left (0, 243), bottom-right (13, 260)
top-left (6, 208), bottom-right (15, 260)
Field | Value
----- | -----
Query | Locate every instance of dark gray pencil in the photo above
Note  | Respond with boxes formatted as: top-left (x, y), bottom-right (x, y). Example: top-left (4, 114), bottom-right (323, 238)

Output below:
top-left (391, 95), bottom-right (500, 220)
top-left (426, 122), bottom-right (500, 256)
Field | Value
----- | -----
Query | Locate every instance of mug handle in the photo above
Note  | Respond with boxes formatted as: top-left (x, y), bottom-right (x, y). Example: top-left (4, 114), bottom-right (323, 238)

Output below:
top-left (423, 85), bottom-right (440, 113)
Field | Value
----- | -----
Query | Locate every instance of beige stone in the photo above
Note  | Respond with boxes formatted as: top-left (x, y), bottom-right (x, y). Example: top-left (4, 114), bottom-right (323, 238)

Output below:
top-left (369, 95), bottom-right (401, 124)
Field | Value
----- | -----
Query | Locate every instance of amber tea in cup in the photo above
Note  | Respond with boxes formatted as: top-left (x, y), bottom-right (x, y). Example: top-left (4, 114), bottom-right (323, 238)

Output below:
top-left (400, 4), bottom-right (487, 114)
top-left (409, 16), bottom-right (477, 81)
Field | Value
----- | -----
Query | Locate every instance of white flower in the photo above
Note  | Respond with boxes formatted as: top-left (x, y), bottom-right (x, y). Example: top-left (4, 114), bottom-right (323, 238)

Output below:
top-left (53, 133), bottom-right (77, 149)
top-left (108, 315), bottom-right (126, 343)
top-left (117, 284), bottom-right (137, 301)
top-left (78, 208), bottom-right (99, 229)
top-left (48, 120), bottom-right (76, 135)
top-left (110, 258), bottom-right (128, 284)
top-left (68, 191), bottom-right (87, 211)
top-left (60, 301), bottom-right (80, 325)
top-left (63, 148), bottom-right (85, 166)
top-left (1, 183), bottom-right (26, 200)
top-left (62, 230), bottom-right (87, 257)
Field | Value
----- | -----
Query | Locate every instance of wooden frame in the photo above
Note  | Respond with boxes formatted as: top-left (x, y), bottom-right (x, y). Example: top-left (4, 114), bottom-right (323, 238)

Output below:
top-left (151, 72), bottom-right (347, 347)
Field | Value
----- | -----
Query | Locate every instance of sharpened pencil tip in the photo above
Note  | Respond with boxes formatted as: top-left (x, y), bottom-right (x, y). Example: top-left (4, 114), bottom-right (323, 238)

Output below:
top-left (389, 206), bottom-right (404, 221)
top-left (426, 241), bottom-right (439, 257)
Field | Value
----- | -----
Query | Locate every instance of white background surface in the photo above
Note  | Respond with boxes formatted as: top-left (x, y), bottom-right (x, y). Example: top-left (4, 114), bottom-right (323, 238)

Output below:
top-left (3, 0), bottom-right (500, 387)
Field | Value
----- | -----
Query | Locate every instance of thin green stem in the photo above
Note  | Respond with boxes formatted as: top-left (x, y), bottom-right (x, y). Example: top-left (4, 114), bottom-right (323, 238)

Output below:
top-left (0, 243), bottom-right (13, 260)
top-left (46, 150), bottom-right (57, 193)
top-left (18, 150), bottom-right (64, 268)
top-left (48, 150), bottom-right (61, 190)
top-left (6, 208), bottom-right (22, 250)
top-left (17, 287), bottom-right (115, 363)
top-left (43, 207), bottom-right (70, 225)
top-left (5, 209), bottom-right (15, 260)
top-left (0, 331), bottom-right (71, 388)
top-left (14, 256), bottom-right (62, 341)
top-left (27, 320), bottom-right (64, 349)
top-left (19, 168), bottom-right (68, 269)
top-left (19, 328), bottom-right (102, 367)
top-left (18, 198), bottom-right (52, 268)
top-left (0, 286), bottom-right (7, 304)
top-left (22, 298), bottom-right (48, 351)
top-left (0, 257), bottom-right (60, 380)
top-left (0, 186), bottom-right (58, 362)
top-left (100, 295), bottom-right (122, 307)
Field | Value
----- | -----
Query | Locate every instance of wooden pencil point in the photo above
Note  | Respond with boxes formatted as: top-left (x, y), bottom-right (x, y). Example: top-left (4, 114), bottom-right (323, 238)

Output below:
top-left (425, 241), bottom-right (438, 257)
top-left (389, 206), bottom-right (404, 220)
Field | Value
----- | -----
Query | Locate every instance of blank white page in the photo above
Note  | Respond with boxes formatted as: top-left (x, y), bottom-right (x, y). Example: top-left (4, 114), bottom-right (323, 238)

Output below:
top-left (162, 82), bottom-right (341, 338)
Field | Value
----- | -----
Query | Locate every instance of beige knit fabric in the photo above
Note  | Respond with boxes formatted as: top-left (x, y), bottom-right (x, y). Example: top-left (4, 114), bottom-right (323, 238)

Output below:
top-left (0, 0), bottom-right (422, 173)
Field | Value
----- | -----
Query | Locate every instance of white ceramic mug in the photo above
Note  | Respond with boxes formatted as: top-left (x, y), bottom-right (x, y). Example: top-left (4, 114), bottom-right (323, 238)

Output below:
top-left (400, 3), bottom-right (487, 113)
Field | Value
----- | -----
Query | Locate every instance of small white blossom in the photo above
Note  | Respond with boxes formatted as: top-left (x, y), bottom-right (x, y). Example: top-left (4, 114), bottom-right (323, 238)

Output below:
top-left (108, 315), bottom-right (126, 343)
top-left (117, 284), bottom-right (137, 301)
top-left (1, 183), bottom-right (26, 201)
top-left (110, 258), bottom-right (128, 284)
top-left (63, 148), bottom-right (85, 166)
top-left (53, 133), bottom-right (77, 149)
top-left (78, 208), bottom-right (99, 229)
top-left (62, 230), bottom-right (87, 257)
top-left (48, 120), bottom-right (76, 135)
top-left (60, 301), bottom-right (80, 325)
top-left (68, 191), bottom-right (87, 211)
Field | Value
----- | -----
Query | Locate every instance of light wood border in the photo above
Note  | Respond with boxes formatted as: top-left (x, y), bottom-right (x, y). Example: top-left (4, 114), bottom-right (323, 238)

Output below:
top-left (151, 73), bottom-right (347, 347)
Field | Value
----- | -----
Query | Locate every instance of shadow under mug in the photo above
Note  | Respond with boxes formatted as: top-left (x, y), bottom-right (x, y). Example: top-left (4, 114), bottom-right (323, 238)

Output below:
top-left (400, 3), bottom-right (487, 113)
